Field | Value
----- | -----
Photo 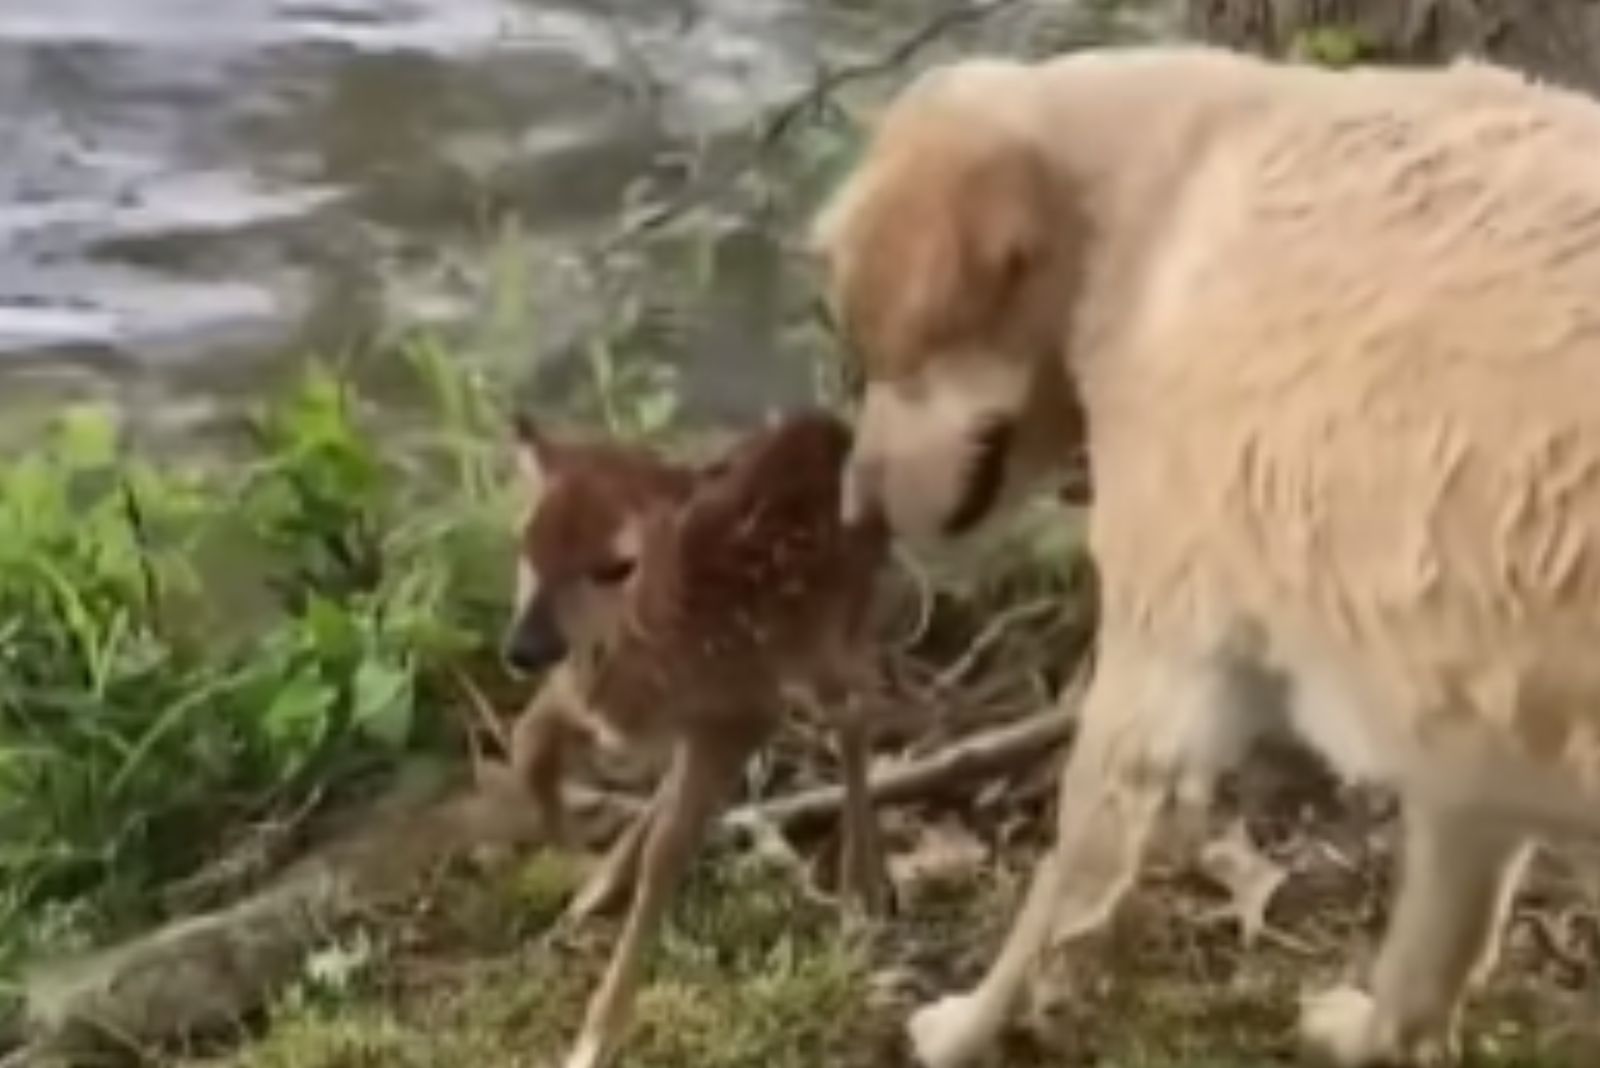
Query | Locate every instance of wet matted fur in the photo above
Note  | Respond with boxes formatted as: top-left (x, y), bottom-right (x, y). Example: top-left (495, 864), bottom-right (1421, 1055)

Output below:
top-left (813, 43), bottom-right (1600, 1067)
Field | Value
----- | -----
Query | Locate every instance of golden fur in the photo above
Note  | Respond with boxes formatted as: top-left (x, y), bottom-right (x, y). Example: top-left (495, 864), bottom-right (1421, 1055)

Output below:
top-left (813, 44), bottom-right (1600, 1067)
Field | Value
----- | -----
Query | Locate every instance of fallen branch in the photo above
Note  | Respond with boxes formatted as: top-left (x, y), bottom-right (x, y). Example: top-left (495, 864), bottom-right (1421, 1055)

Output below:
top-left (758, 0), bottom-right (1027, 146)
top-left (11, 770), bottom-right (634, 1066)
top-left (159, 786), bottom-right (324, 915)
top-left (728, 696), bottom-right (1080, 834)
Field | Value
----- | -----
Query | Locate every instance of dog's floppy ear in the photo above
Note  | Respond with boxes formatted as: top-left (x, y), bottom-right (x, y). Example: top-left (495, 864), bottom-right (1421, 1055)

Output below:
top-left (813, 118), bottom-right (1053, 375)
top-left (512, 411), bottom-right (562, 486)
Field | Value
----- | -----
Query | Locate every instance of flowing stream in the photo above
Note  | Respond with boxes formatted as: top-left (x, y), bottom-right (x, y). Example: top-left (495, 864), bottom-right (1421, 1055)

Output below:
top-left (0, 0), bottom-right (1161, 439)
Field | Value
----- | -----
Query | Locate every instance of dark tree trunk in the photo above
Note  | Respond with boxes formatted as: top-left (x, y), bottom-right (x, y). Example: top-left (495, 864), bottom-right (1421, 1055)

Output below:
top-left (1185, 0), bottom-right (1600, 96)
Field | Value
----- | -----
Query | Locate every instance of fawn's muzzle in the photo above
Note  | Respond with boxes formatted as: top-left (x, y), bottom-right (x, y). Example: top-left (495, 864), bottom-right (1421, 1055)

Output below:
top-left (503, 597), bottom-right (569, 675)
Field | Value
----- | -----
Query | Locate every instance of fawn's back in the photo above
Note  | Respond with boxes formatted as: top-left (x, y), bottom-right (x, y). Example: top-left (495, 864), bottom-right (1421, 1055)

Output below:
top-left (593, 412), bottom-right (887, 732)
top-left (511, 410), bottom-right (887, 742)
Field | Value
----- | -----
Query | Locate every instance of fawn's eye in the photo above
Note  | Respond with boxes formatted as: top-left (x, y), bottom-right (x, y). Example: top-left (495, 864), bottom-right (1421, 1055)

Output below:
top-left (589, 558), bottom-right (636, 586)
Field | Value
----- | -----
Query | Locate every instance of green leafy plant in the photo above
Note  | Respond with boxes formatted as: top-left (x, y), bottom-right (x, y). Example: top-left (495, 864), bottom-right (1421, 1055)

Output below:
top-left (581, 334), bottom-right (682, 442)
top-left (1289, 24), bottom-right (1377, 68)
top-left (0, 343), bottom-right (528, 979)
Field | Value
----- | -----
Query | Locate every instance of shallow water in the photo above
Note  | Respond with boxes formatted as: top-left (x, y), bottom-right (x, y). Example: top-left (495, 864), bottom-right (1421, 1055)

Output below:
top-left (0, 0), bottom-right (1161, 438)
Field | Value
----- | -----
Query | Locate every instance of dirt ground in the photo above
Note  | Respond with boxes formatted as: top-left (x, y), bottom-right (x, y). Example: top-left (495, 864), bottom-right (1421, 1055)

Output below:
top-left (184, 728), bottom-right (1600, 1068)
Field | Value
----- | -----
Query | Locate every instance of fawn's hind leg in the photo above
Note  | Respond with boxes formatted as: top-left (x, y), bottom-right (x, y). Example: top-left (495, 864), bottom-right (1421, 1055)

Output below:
top-left (1301, 802), bottom-right (1529, 1066)
top-left (794, 682), bottom-right (891, 918)
top-left (907, 643), bottom-right (1174, 1068)
top-left (833, 697), bottom-right (891, 917)
top-left (563, 727), bottom-right (760, 1068)
top-left (807, 640), bottom-right (893, 918)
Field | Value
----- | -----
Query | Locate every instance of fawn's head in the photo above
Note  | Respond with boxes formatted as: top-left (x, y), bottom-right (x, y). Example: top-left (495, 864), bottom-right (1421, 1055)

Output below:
top-left (503, 414), bottom-right (696, 677)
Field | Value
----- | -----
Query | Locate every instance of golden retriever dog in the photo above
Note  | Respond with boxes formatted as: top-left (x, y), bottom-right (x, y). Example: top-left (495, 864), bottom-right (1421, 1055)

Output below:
top-left (813, 44), bottom-right (1600, 1067)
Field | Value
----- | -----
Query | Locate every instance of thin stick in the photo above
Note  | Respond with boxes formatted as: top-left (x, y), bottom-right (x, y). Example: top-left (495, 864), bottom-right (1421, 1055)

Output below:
top-left (729, 697), bottom-right (1080, 833)
top-left (450, 668), bottom-right (512, 757)
top-left (759, 0), bottom-right (1027, 146)
top-left (931, 597), bottom-right (1062, 692)
top-left (594, 0), bottom-right (1025, 256)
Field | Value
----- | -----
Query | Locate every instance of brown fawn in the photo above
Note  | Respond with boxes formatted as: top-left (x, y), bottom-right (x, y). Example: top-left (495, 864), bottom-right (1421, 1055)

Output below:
top-left (501, 408), bottom-right (892, 1068)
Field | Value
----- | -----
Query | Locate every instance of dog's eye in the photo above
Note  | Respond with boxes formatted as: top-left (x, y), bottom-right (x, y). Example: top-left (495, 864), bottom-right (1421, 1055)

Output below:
top-left (590, 558), bottom-right (636, 586)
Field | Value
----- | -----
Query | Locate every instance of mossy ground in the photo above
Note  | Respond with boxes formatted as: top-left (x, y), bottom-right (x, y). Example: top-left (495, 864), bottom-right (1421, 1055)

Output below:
top-left (188, 793), bottom-right (1600, 1068)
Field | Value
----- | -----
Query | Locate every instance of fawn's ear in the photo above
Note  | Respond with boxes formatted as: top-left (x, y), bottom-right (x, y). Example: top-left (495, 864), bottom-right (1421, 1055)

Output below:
top-left (512, 411), bottom-right (562, 487)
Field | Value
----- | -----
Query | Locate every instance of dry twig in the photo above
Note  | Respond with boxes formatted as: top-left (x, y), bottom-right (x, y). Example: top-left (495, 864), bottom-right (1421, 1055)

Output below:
top-left (450, 668), bottom-right (512, 759)
top-left (594, 0), bottom-right (1026, 256)
top-left (730, 697), bottom-right (1079, 833)
top-left (758, 0), bottom-right (1027, 146)
top-left (931, 597), bottom-right (1062, 692)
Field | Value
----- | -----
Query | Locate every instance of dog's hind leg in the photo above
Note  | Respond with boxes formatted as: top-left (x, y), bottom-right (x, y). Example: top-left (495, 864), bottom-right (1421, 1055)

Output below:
top-left (563, 727), bottom-right (760, 1068)
top-left (1301, 802), bottom-right (1529, 1066)
top-left (906, 643), bottom-right (1170, 1068)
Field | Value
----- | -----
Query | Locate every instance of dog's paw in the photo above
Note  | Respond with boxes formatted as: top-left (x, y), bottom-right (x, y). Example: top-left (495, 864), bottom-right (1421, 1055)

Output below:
top-left (1299, 986), bottom-right (1456, 1067)
top-left (1301, 986), bottom-right (1380, 1066)
top-left (908, 994), bottom-right (992, 1068)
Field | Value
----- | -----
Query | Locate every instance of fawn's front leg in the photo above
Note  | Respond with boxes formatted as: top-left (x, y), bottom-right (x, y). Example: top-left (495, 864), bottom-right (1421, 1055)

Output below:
top-left (469, 667), bottom-right (586, 848)
top-left (506, 670), bottom-right (583, 845)
top-left (562, 782), bottom-right (661, 926)
top-left (563, 728), bottom-right (759, 1068)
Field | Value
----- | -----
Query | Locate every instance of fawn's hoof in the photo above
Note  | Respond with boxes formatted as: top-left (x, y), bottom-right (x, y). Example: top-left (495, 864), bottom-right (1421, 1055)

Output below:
top-left (908, 993), bottom-right (992, 1068)
top-left (562, 1033), bottom-right (608, 1068)
top-left (1299, 985), bottom-right (1457, 1067)
top-left (840, 867), bottom-right (897, 921)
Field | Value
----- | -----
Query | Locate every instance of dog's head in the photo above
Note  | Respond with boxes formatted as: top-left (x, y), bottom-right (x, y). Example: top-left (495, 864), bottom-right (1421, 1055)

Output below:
top-left (503, 414), bottom-right (695, 678)
top-left (812, 61), bottom-right (1084, 541)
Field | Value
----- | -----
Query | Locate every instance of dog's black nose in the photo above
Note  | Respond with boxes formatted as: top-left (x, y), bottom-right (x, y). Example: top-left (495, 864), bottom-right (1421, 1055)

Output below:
top-left (503, 620), bottom-right (568, 676)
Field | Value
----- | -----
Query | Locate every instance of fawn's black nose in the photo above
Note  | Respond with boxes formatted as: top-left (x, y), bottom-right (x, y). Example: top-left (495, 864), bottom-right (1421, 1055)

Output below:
top-left (503, 601), bottom-right (568, 676)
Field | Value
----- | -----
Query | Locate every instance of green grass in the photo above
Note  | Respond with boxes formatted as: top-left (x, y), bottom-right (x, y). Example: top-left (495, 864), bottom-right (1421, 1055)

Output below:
top-left (172, 828), bottom-right (1598, 1068)
top-left (192, 850), bottom-right (886, 1068)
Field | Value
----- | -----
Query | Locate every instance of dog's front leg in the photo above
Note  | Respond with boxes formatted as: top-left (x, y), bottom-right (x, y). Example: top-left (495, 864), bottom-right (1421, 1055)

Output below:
top-left (907, 641), bottom-right (1169, 1068)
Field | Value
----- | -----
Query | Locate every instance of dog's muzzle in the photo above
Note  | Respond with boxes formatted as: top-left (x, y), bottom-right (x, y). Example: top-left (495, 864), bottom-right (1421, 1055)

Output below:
top-left (942, 418), bottom-right (1015, 536)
